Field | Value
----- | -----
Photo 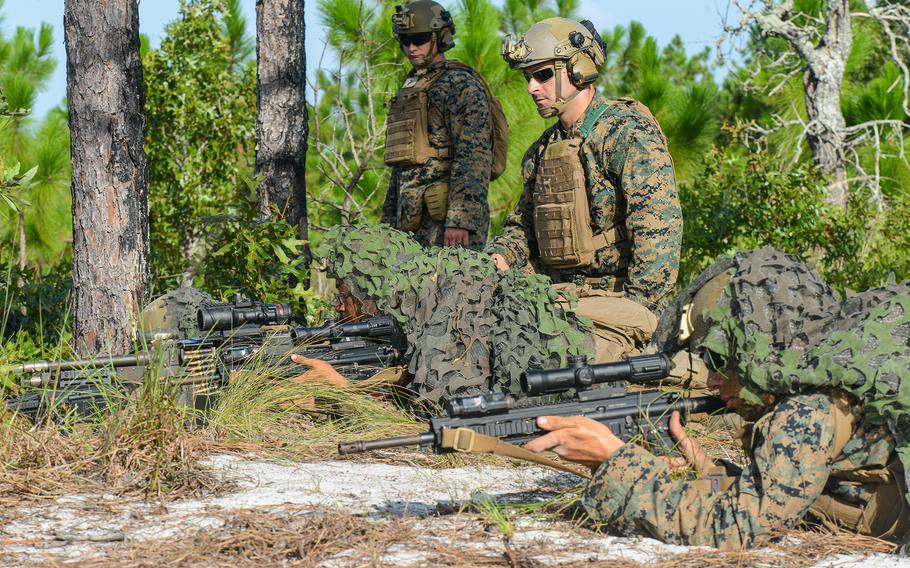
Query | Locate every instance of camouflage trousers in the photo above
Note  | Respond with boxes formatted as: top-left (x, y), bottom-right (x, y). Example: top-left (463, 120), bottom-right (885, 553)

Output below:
top-left (554, 283), bottom-right (708, 391)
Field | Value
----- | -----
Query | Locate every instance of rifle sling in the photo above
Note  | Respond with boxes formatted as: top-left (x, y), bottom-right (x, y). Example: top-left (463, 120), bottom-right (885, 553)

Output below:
top-left (439, 428), bottom-right (590, 479)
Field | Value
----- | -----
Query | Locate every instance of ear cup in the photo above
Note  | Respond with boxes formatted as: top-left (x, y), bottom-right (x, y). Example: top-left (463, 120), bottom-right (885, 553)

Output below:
top-left (436, 27), bottom-right (455, 51)
top-left (568, 52), bottom-right (599, 87)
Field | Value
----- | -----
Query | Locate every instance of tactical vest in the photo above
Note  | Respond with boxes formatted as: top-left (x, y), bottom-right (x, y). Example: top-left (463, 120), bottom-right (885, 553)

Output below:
top-left (384, 61), bottom-right (508, 178)
top-left (694, 391), bottom-right (910, 541)
top-left (532, 100), bottom-right (629, 270)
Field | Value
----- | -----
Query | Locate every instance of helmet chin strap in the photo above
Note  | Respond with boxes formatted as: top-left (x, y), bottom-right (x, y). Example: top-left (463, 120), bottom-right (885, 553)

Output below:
top-left (407, 36), bottom-right (440, 70)
top-left (537, 60), bottom-right (584, 118)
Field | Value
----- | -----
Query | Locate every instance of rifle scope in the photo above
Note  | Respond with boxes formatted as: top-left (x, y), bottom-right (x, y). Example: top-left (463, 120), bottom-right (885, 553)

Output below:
top-left (521, 353), bottom-right (672, 395)
top-left (197, 293), bottom-right (291, 332)
top-left (292, 315), bottom-right (399, 341)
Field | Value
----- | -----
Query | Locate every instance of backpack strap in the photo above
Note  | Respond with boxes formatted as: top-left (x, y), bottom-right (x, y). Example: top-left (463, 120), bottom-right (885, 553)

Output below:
top-left (829, 389), bottom-right (856, 459)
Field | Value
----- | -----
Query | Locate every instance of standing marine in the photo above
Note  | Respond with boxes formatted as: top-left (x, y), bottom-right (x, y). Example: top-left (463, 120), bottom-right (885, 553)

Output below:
top-left (526, 248), bottom-right (910, 550)
top-left (487, 18), bottom-right (682, 363)
top-left (381, 0), bottom-right (504, 251)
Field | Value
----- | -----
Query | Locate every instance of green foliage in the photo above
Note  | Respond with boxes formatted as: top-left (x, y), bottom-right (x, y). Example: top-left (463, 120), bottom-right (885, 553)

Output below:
top-left (0, 260), bottom-right (73, 364)
top-left (0, 15), bottom-right (70, 270)
top-left (143, 0), bottom-right (256, 286)
top-left (679, 137), bottom-right (910, 293)
top-left (598, 23), bottom-right (721, 185)
top-left (721, 1), bottom-right (910, 201)
top-left (679, 142), bottom-right (832, 283)
top-left (201, 177), bottom-right (316, 318)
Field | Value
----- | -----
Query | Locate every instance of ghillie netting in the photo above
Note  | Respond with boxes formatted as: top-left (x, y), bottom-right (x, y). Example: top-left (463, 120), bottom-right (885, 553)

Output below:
top-left (316, 224), bottom-right (594, 405)
top-left (658, 246), bottom-right (910, 512)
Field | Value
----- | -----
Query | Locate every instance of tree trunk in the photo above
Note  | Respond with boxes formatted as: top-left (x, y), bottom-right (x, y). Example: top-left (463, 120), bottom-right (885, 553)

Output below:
top-left (804, 0), bottom-right (851, 209)
top-left (65, 0), bottom-right (149, 355)
top-left (804, 65), bottom-right (848, 208)
top-left (254, 0), bottom-right (310, 250)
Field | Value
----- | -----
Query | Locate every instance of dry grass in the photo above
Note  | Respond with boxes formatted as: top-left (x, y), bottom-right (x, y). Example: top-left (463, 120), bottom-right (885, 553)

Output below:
top-left (61, 507), bottom-right (414, 567)
top-left (0, 372), bottom-right (220, 502)
top-left (640, 530), bottom-right (897, 567)
top-left (206, 362), bottom-right (426, 461)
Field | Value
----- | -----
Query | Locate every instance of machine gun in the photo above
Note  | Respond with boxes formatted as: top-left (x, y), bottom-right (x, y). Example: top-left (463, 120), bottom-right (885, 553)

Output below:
top-left (193, 294), bottom-right (407, 380)
top-left (2, 296), bottom-right (407, 423)
top-left (339, 353), bottom-right (725, 464)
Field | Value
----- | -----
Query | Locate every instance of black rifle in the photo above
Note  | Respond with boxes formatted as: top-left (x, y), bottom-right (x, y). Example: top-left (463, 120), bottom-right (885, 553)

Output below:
top-left (339, 353), bottom-right (725, 457)
top-left (2, 296), bottom-right (407, 422)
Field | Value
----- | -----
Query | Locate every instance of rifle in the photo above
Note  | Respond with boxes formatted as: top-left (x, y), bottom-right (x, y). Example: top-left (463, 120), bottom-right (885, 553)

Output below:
top-left (339, 353), bottom-right (725, 468)
top-left (2, 295), bottom-right (407, 422)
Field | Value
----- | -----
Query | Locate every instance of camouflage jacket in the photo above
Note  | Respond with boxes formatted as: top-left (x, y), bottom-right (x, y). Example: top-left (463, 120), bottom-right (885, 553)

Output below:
top-left (381, 60), bottom-right (492, 250)
top-left (582, 391), bottom-right (899, 549)
top-left (485, 96), bottom-right (681, 311)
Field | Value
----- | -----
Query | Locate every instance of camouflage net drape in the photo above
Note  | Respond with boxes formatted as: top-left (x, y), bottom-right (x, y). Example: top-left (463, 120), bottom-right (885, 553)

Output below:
top-left (316, 224), bottom-right (594, 406)
top-left (659, 247), bottom-right (910, 509)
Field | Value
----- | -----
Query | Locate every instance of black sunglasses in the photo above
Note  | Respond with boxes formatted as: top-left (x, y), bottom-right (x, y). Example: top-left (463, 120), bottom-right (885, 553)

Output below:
top-left (524, 67), bottom-right (555, 84)
top-left (398, 32), bottom-right (434, 47)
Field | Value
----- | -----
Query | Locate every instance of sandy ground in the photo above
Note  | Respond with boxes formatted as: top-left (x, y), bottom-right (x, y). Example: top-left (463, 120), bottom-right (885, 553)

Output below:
top-left (1, 454), bottom-right (909, 566)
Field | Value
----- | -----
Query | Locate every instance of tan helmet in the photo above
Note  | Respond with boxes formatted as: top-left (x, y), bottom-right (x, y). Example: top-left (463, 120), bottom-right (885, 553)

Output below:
top-left (679, 270), bottom-right (731, 345)
top-left (141, 287), bottom-right (217, 340)
top-left (502, 18), bottom-right (605, 117)
top-left (392, 0), bottom-right (456, 52)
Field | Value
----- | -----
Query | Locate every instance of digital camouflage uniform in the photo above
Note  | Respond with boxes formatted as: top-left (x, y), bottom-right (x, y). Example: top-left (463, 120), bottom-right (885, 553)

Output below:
top-left (316, 224), bottom-right (592, 407)
top-left (583, 391), bottom-right (898, 548)
top-left (583, 248), bottom-right (910, 548)
top-left (381, 62), bottom-right (493, 250)
top-left (485, 96), bottom-right (682, 312)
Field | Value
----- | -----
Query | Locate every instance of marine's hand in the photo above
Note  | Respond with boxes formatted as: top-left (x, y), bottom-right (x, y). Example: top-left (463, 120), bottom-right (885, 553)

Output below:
top-left (524, 415), bottom-right (624, 470)
top-left (658, 411), bottom-right (714, 474)
top-left (444, 227), bottom-right (470, 247)
top-left (289, 354), bottom-right (351, 388)
top-left (490, 253), bottom-right (509, 271)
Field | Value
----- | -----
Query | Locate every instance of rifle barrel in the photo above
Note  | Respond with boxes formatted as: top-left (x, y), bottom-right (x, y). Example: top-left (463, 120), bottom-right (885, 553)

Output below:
top-left (2, 353), bottom-right (152, 375)
top-left (338, 432), bottom-right (434, 455)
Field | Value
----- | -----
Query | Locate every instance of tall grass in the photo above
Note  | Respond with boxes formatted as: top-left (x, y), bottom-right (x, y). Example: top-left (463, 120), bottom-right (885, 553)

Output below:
top-left (206, 340), bottom-right (425, 460)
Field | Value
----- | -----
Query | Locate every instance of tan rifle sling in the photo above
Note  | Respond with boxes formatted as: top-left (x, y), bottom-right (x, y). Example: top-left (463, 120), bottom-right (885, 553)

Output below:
top-left (439, 428), bottom-right (589, 478)
top-left (533, 100), bottom-right (628, 270)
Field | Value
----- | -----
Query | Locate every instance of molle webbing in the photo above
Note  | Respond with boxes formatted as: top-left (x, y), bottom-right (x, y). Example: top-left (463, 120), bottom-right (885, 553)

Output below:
top-left (534, 100), bottom-right (627, 269)
top-left (384, 67), bottom-right (452, 167)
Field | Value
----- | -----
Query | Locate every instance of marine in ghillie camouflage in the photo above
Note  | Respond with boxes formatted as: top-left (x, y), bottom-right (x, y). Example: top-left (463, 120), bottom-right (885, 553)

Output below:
top-left (655, 246), bottom-right (910, 513)
top-left (572, 248), bottom-right (910, 548)
top-left (316, 224), bottom-right (594, 406)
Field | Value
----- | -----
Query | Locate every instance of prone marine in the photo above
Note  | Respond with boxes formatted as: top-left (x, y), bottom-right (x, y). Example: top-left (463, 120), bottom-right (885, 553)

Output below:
top-left (526, 248), bottom-right (910, 549)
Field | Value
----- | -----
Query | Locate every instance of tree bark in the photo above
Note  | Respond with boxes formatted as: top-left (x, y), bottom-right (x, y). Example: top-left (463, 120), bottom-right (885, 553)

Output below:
top-left (804, 62), bottom-right (848, 208)
top-left (65, 0), bottom-right (149, 354)
top-left (254, 0), bottom-right (310, 249)
top-left (803, 0), bottom-right (851, 209)
top-left (751, 0), bottom-right (852, 209)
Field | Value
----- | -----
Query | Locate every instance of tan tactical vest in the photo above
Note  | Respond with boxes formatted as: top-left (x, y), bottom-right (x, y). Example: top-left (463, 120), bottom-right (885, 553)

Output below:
top-left (694, 391), bottom-right (909, 541)
top-left (533, 100), bottom-right (628, 270)
top-left (384, 61), bottom-right (508, 178)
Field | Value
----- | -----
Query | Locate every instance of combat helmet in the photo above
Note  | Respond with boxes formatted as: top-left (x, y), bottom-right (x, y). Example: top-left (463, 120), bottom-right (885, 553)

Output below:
top-left (141, 287), bottom-right (217, 340)
top-left (502, 18), bottom-right (606, 117)
top-left (392, 0), bottom-right (456, 52)
top-left (652, 248), bottom-right (841, 372)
